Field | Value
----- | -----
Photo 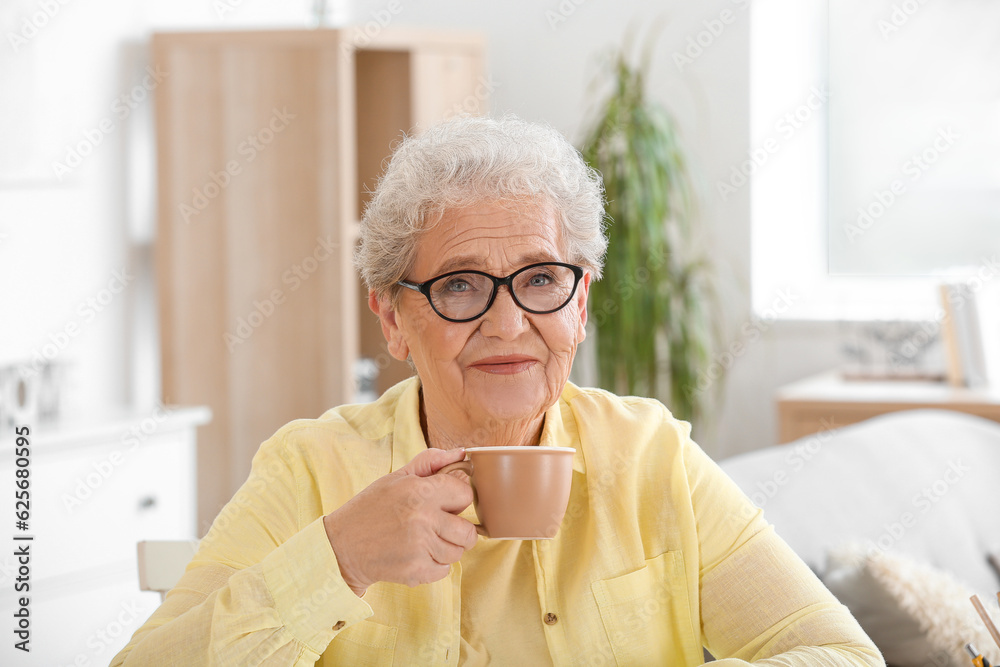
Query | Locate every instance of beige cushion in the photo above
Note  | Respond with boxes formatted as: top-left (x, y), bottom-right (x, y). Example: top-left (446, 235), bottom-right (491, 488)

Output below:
top-left (825, 547), bottom-right (1000, 667)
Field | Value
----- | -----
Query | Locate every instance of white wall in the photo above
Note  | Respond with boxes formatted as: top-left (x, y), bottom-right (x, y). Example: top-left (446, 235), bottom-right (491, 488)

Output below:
top-left (3, 0), bottom-right (848, 461)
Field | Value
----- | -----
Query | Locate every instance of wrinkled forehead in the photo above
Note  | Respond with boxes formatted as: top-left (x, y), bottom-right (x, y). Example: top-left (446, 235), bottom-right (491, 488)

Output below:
top-left (412, 201), bottom-right (566, 276)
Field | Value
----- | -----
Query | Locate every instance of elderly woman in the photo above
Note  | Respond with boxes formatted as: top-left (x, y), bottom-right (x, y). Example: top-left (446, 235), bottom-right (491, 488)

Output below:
top-left (113, 116), bottom-right (883, 666)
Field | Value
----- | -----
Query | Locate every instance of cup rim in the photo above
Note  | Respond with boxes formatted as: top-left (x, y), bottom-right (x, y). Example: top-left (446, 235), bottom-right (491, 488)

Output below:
top-left (463, 446), bottom-right (575, 453)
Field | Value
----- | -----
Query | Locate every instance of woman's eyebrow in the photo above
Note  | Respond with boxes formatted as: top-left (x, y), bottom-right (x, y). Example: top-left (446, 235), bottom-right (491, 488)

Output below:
top-left (433, 253), bottom-right (560, 276)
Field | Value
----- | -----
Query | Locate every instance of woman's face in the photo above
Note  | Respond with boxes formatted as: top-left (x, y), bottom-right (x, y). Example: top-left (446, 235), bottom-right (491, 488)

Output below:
top-left (374, 202), bottom-right (591, 434)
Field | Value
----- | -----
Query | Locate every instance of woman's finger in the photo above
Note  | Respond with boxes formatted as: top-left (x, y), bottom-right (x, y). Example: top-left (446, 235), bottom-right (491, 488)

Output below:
top-left (404, 446), bottom-right (466, 478)
top-left (435, 511), bottom-right (479, 551)
top-left (427, 535), bottom-right (466, 567)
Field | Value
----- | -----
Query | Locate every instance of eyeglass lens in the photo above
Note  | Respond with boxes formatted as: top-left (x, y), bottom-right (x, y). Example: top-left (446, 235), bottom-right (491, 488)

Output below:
top-left (429, 264), bottom-right (577, 320)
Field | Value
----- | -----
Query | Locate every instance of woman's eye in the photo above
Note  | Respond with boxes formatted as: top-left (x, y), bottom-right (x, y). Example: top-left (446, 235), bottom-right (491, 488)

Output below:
top-left (527, 273), bottom-right (554, 287)
top-left (444, 278), bottom-right (473, 293)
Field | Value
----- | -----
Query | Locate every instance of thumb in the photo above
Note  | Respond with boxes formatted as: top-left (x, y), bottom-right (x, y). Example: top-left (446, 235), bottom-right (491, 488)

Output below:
top-left (403, 447), bottom-right (467, 478)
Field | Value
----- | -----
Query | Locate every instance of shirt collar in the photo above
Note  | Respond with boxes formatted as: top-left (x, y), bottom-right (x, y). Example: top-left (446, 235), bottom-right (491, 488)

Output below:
top-left (538, 391), bottom-right (586, 474)
top-left (391, 377), bottom-right (427, 473)
top-left (390, 377), bottom-right (585, 474)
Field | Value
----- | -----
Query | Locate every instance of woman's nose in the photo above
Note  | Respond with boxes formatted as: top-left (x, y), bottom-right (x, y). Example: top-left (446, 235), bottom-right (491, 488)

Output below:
top-left (479, 286), bottom-right (529, 339)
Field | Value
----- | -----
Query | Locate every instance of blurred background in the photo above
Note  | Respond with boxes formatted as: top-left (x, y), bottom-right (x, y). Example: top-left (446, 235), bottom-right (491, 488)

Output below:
top-left (1, 0), bottom-right (999, 664)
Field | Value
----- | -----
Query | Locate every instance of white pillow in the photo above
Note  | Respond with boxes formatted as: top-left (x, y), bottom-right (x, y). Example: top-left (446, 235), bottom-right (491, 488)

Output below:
top-left (824, 546), bottom-right (1000, 667)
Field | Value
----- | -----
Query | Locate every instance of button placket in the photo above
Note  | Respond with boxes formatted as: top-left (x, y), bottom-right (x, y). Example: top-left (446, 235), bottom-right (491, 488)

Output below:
top-left (533, 539), bottom-right (564, 641)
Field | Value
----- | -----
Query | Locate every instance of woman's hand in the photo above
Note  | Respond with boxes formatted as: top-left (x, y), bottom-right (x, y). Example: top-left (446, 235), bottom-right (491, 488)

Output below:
top-left (323, 447), bottom-right (478, 597)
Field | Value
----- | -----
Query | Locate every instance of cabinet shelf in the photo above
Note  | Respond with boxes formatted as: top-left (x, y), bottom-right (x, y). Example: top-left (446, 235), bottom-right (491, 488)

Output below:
top-left (776, 371), bottom-right (1000, 443)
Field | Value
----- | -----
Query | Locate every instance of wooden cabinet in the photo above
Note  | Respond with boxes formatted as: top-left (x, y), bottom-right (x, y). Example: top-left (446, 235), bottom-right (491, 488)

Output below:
top-left (0, 407), bottom-right (206, 665)
top-left (776, 371), bottom-right (1000, 443)
top-left (151, 29), bottom-right (486, 529)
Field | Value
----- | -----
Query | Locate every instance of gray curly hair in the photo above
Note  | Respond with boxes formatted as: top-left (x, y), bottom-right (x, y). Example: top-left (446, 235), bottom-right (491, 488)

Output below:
top-left (354, 115), bottom-right (608, 301)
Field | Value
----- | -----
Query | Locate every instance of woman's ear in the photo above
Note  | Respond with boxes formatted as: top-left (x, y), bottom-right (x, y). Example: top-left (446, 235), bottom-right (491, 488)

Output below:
top-left (369, 291), bottom-right (410, 361)
top-left (576, 272), bottom-right (592, 341)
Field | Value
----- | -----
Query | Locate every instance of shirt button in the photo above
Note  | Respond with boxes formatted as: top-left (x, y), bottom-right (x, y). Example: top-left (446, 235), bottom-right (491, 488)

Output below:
top-left (544, 612), bottom-right (558, 625)
top-left (332, 620), bottom-right (346, 631)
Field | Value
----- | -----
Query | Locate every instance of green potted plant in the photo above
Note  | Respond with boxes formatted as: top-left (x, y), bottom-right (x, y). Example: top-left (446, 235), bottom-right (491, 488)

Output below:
top-left (580, 44), bottom-right (718, 423)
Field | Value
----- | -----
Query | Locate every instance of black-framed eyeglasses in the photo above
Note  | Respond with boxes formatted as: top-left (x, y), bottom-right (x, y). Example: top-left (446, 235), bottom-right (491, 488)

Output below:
top-left (397, 262), bottom-right (585, 323)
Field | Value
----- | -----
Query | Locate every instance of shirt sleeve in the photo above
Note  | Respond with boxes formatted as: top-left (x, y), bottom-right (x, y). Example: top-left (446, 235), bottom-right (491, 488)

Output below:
top-left (682, 431), bottom-right (886, 666)
top-left (110, 429), bottom-right (373, 667)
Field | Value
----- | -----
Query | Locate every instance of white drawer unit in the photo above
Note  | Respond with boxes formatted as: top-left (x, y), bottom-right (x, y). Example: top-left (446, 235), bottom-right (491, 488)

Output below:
top-left (0, 405), bottom-right (209, 666)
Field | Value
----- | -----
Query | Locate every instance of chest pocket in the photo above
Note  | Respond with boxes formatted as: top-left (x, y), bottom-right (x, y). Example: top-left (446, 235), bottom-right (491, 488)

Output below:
top-left (591, 550), bottom-right (701, 666)
top-left (321, 619), bottom-right (397, 666)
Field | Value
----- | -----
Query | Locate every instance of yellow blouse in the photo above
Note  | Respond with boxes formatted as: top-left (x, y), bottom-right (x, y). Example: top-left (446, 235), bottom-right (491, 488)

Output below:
top-left (111, 378), bottom-right (884, 666)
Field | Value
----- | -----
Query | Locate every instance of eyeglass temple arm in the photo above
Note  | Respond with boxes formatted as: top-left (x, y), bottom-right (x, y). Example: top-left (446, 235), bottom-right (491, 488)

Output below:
top-left (397, 280), bottom-right (423, 293)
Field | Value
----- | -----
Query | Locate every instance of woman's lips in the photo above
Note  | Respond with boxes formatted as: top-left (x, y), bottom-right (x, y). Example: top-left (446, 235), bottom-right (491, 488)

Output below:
top-left (469, 355), bottom-right (539, 375)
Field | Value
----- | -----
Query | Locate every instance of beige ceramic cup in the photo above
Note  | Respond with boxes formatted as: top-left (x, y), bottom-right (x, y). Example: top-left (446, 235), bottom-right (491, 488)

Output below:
top-left (438, 446), bottom-right (575, 539)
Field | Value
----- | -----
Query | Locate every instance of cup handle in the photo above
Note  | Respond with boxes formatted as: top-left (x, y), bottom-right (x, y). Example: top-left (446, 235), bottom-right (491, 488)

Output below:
top-left (436, 460), bottom-right (487, 536)
top-left (437, 460), bottom-right (472, 476)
